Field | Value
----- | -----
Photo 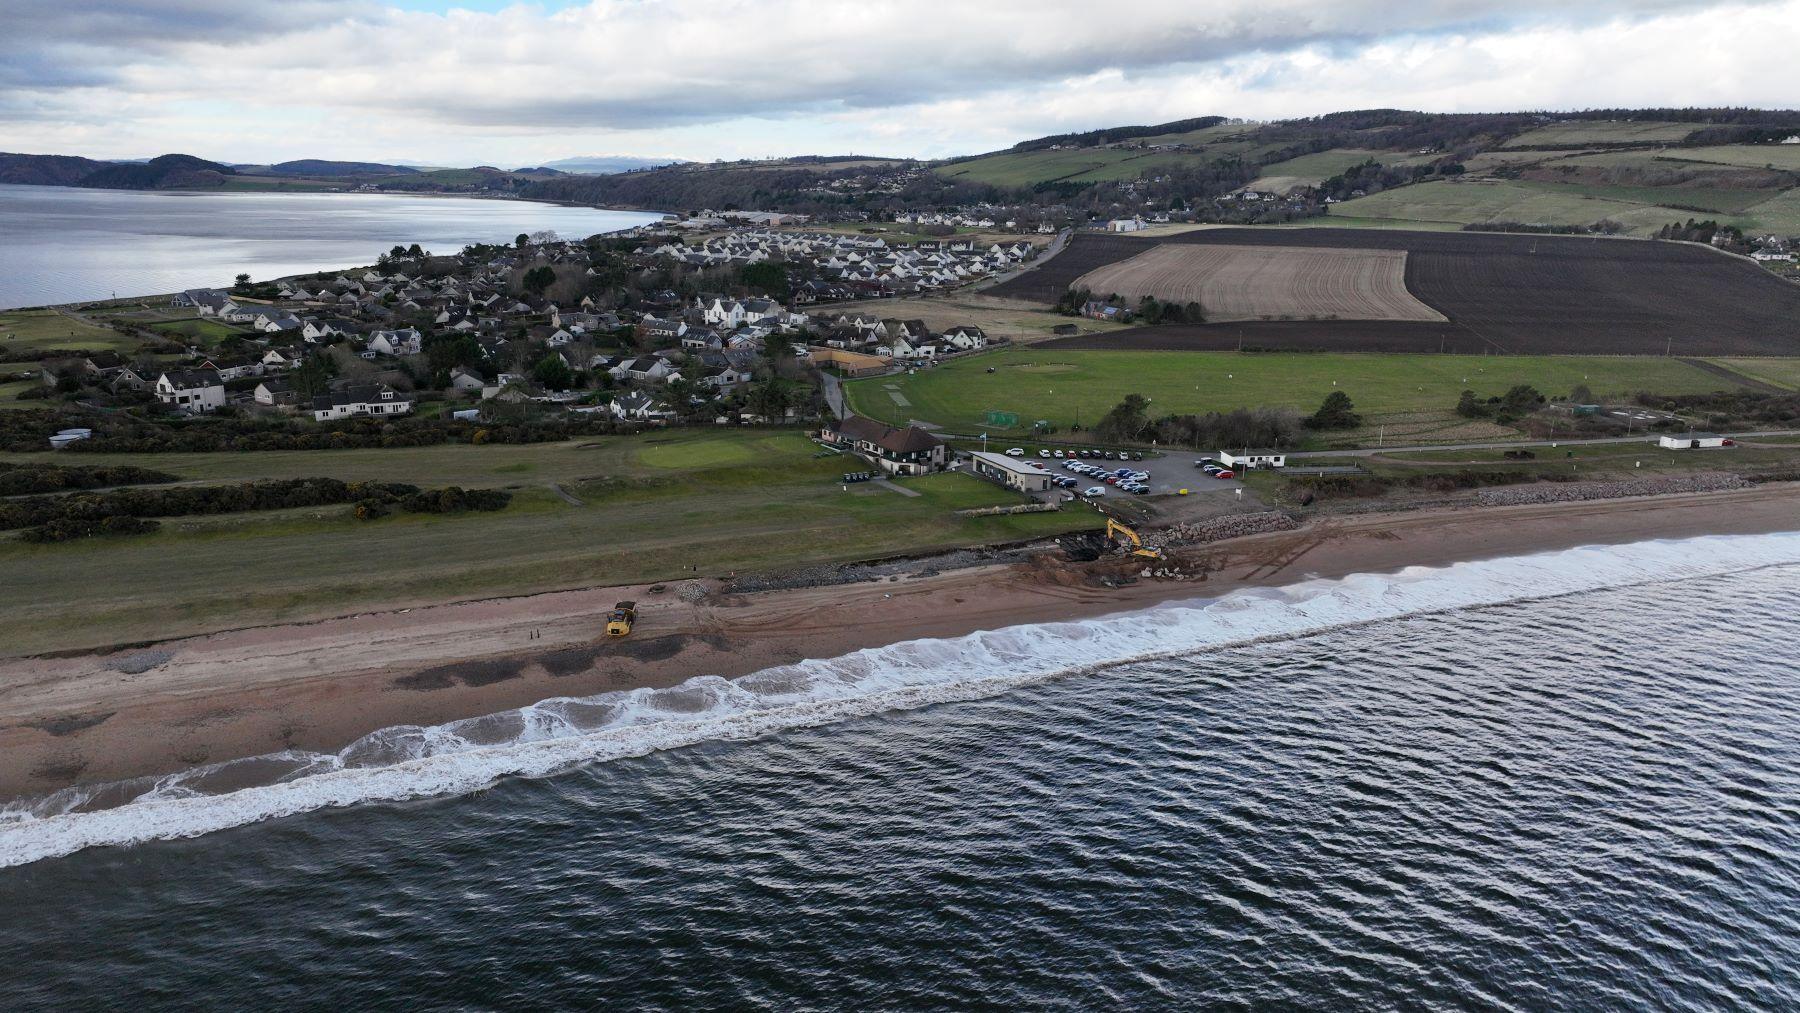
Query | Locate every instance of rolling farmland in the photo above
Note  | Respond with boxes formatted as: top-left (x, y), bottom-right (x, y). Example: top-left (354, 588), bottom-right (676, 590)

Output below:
top-left (1071, 244), bottom-right (1445, 323)
top-left (995, 228), bottom-right (1800, 356)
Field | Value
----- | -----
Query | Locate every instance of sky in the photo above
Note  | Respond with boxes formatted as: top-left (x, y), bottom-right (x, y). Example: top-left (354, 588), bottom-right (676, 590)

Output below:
top-left (4, 0), bottom-right (1799, 167)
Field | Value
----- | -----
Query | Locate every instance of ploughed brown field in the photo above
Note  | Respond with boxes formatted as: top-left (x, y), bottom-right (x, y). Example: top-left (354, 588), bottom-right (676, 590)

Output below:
top-left (1071, 243), bottom-right (1447, 324)
top-left (992, 228), bottom-right (1800, 355)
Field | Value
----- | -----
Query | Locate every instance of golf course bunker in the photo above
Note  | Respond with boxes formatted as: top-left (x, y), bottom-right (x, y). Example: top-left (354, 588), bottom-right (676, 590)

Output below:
top-left (1072, 243), bottom-right (1446, 324)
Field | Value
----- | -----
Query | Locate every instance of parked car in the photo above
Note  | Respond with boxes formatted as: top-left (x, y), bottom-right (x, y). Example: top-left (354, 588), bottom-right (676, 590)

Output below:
top-left (1084, 486), bottom-right (1106, 496)
top-left (1039, 449), bottom-right (1051, 459)
top-left (1053, 450), bottom-right (1064, 458)
top-left (1006, 448), bottom-right (1024, 457)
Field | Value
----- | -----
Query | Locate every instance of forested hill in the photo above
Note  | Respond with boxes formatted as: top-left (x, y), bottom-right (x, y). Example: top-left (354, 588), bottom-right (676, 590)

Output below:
top-left (0, 152), bottom-right (235, 189)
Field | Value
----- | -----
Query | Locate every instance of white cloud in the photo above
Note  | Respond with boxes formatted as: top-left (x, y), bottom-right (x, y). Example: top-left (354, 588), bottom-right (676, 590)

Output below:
top-left (0, 0), bottom-right (1793, 163)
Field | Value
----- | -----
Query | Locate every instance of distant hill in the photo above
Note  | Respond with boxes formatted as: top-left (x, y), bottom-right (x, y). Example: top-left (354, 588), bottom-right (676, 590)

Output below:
top-left (0, 152), bottom-right (109, 186)
top-left (541, 155), bottom-right (686, 174)
top-left (263, 159), bottom-right (420, 176)
top-left (74, 153), bottom-right (237, 190)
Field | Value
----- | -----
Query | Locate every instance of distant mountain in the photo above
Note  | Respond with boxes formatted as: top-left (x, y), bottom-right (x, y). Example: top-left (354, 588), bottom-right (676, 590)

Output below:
top-left (540, 155), bottom-right (685, 175)
top-left (263, 159), bottom-right (420, 177)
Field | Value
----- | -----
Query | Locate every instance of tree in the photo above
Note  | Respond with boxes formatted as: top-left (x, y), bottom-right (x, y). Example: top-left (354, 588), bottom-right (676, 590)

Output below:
top-left (741, 260), bottom-right (789, 297)
top-left (1501, 384), bottom-right (1544, 416)
top-left (290, 353), bottom-right (337, 399)
top-left (1306, 390), bottom-right (1361, 430)
top-left (532, 354), bottom-right (573, 391)
top-left (1455, 389), bottom-right (1487, 419)
top-left (515, 233), bottom-right (530, 248)
top-left (522, 265), bottom-right (557, 294)
top-left (407, 243), bottom-right (424, 259)
top-left (1097, 393), bottom-right (1151, 440)
top-left (1570, 383), bottom-right (1594, 405)
top-left (233, 272), bottom-right (251, 291)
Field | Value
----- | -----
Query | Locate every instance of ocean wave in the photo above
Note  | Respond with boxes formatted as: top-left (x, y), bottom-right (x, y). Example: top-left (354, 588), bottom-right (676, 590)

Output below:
top-left (5, 531), bottom-right (1800, 868)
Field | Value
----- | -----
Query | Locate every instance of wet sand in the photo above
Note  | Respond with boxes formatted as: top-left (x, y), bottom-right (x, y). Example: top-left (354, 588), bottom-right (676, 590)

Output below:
top-left (3, 485), bottom-right (1797, 801)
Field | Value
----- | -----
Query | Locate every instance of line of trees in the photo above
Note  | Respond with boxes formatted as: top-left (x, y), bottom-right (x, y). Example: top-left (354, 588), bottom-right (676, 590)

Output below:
top-left (0, 463), bottom-right (178, 497)
top-left (4, 478), bottom-right (513, 541)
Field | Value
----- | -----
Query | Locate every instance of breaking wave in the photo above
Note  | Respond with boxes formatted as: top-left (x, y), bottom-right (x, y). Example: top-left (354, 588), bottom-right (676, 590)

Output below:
top-left (5, 531), bottom-right (1799, 868)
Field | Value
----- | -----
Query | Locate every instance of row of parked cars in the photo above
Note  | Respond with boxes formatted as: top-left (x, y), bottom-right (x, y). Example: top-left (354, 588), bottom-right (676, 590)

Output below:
top-left (1064, 459), bottom-right (1152, 495)
top-left (1007, 447), bottom-right (1146, 462)
top-left (1194, 459), bottom-right (1236, 480)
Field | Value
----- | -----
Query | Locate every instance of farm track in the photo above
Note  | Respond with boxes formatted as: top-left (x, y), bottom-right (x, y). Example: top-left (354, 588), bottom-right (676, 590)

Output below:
top-left (992, 227), bottom-right (1800, 356)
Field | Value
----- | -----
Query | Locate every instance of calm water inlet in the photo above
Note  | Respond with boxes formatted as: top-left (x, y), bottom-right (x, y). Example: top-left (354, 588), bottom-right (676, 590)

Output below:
top-left (0, 184), bottom-right (663, 309)
top-left (3, 538), bottom-right (1799, 1009)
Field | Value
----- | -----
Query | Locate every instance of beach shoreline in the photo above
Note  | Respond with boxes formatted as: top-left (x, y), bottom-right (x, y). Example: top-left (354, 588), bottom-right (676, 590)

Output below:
top-left (4, 484), bottom-right (1798, 803)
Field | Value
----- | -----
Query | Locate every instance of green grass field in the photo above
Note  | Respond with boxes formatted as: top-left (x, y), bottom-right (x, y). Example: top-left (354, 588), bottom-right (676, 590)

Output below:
top-left (1328, 178), bottom-right (1749, 235)
top-left (150, 317), bottom-right (251, 345)
top-left (1250, 148), bottom-right (1388, 189)
top-left (0, 379), bottom-right (39, 410)
top-left (0, 310), bottom-right (134, 361)
top-left (1668, 144), bottom-right (1800, 171)
top-left (1708, 358), bottom-right (1800, 391)
top-left (1502, 121), bottom-right (1700, 147)
top-left (0, 431), bottom-right (1100, 655)
top-left (845, 349), bottom-right (1746, 436)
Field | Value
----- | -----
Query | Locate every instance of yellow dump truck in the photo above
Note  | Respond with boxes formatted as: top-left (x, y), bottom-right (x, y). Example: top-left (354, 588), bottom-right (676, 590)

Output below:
top-left (605, 601), bottom-right (637, 638)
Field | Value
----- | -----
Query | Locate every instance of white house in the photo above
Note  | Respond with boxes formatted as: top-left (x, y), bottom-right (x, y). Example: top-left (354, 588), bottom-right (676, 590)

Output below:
top-left (366, 328), bottom-right (423, 356)
top-left (155, 369), bottom-right (226, 414)
top-left (610, 390), bottom-right (677, 421)
top-left (311, 383), bottom-right (415, 422)
top-left (1107, 218), bottom-right (1145, 233)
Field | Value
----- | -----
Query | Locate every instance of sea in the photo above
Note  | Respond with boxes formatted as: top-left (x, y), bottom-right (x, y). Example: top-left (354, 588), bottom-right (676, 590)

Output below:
top-left (0, 184), bottom-right (664, 310)
top-left (4, 532), bottom-right (1800, 1009)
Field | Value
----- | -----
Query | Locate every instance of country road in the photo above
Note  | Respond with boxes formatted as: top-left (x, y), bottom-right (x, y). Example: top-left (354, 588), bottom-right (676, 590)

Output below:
top-left (1285, 429), bottom-right (1800, 460)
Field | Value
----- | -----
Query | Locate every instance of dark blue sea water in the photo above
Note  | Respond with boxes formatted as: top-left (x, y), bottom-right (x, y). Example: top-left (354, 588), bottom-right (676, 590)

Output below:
top-left (0, 184), bottom-right (662, 309)
top-left (3, 536), bottom-right (1800, 1009)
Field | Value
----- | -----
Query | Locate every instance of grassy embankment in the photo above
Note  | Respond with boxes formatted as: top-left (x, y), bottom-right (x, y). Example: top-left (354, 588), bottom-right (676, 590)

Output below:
top-left (0, 430), bottom-right (1099, 655)
top-left (844, 348), bottom-right (1750, 448)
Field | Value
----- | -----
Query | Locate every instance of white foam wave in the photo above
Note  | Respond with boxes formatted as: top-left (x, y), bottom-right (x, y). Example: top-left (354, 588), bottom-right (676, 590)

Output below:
top-left (5, 531), bottom-right (1799, 867)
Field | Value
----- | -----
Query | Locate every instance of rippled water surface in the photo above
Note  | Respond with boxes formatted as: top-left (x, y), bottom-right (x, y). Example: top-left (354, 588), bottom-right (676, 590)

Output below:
top-left (0, 184), bottom-right (661, 308)
top-left (3, 553), bottom-right (1799, 1009)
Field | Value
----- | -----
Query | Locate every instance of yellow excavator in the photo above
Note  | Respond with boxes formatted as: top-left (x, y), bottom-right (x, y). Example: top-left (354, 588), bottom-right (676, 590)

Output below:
top-left (605, 601), bottom-right (637, 638)
top-left (1106, 518), bottom-right (1165, 560)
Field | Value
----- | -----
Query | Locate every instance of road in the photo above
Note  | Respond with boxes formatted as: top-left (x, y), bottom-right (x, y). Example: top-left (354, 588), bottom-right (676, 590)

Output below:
top-left (970, 228), bottom-right (1071, 292)
top-left (819, 371), bottom-right (847, 420)
top-left (1284, 429), bottom-right (1800, 460)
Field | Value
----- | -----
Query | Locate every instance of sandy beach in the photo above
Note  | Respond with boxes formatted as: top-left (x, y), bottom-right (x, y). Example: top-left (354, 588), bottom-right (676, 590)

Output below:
top-left (4, 484), bottom-right (1798, 802)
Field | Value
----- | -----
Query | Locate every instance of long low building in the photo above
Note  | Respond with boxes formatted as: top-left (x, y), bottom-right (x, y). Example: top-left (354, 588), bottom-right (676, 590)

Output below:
top-left (967, 451), bottom-right (1052, 492)
top-left (1219, 448), bottom-right (1287, 469)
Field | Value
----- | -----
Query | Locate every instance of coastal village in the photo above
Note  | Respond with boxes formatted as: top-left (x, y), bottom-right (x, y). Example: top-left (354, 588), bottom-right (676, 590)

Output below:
top-left (19, 220), bottom-right (1048, 433)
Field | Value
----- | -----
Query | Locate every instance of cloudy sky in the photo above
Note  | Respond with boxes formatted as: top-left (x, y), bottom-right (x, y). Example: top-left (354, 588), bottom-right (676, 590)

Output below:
top-left (5, 0), bottom-right (1798, 166)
